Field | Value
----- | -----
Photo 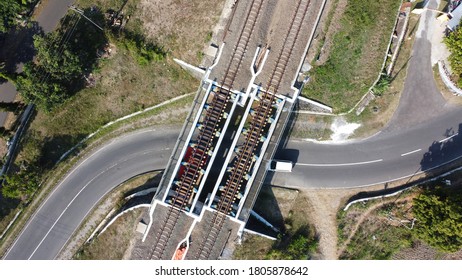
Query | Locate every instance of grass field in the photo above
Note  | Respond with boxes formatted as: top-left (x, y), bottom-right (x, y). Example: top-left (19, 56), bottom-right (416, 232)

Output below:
top-left (338, 197), bottom-right (416, 259)
top-left (0, 0), bottom-right (223, 247)
top-left (346, 12), bottom-right (420, 138)
top-left (12, 0), bottom-right (222, 183)
top-left (303, 0), bottom-right (401, 113)
top-left (74, 208), bottom-right (143, 260)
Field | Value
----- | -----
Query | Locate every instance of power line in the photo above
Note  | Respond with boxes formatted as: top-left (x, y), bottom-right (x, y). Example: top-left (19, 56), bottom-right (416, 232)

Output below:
top-left (69, 6), bottom-right (104, 31)
top-left (1, 3), bottom-right (108, 145)
top-left (1, 7), bottom-right (99, 138)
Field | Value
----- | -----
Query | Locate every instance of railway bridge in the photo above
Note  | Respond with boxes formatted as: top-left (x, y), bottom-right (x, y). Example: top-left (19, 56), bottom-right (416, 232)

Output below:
top-left (131, 0), bottom-right (326, 260)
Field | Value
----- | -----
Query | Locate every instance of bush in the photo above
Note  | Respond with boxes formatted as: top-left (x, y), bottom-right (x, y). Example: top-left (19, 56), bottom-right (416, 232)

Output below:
top-left (413, 187), bottom-right (462, 252)
top-left (372, 75), bottom-right (392, 96)
top-left (445, 27), bottom-right (462, 84)
top-left (122, 33), bottom-right (165, 66)
top-left (0, 0), bottom-right (21, 33)
top-left (1, 163), bottom-right (40, 202)
top-left (265, 225), bottom-right (318, 260)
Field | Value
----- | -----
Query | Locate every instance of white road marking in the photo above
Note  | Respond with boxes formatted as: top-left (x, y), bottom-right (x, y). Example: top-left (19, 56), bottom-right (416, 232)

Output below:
top-left (4, 129), bottom-right (163, 259)
top-left (400, 149), bottom-right (421, 157)
top-left (27, 149), bottom-right (156, 260)
top-left (439, 133), bottom-right (458, 143)
top-left (297, 159), bottom-right (383, 167)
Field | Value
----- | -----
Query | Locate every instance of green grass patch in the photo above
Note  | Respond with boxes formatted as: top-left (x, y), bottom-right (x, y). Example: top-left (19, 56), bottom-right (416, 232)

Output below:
top-left (303, 0), bottom-right (401, 113)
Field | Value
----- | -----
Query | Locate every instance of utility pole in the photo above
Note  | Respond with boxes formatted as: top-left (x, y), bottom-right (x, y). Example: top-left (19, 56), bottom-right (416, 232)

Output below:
top-left (69, 5), bottom-right (104, 31)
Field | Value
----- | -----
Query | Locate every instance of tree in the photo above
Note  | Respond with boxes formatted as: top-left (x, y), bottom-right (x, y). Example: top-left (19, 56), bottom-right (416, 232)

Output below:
top-left (264, 223), bottom-right (318, 260)
top-left (33, 32), bottom-right (83, 81)
top-left (15, 10), bottom-right (107, 111)
top-left (444, 27), bottom-right (462, 87)
top-left (16, 61), bottom-right (68, 111)
top-left (0, 0), bottom-right (21, 33)
top-left (1, 164), bottom-right (40, 201)
top-left (413, 187), bottom-right (462, 252)
top-left (15, 32), bottom-right (83, 111)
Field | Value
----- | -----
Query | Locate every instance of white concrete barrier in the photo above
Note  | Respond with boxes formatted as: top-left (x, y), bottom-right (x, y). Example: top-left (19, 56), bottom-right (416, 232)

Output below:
top-left (438, 60), bottom-right (462, 96)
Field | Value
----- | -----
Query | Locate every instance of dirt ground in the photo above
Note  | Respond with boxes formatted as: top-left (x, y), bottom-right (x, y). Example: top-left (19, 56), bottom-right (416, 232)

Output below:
top-left (242, 183), bottom-right (387, 260)
top-left (297, 186), bottom-right (384, 259)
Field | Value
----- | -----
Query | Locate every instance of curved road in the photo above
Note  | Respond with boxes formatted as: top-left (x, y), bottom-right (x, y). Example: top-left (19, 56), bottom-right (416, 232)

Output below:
top-left (4, 0), bottom-right (462, 260)
top-left (4, 128), bottom-right (177, 259)
top-left (272, 0), bottom-right (462, 188)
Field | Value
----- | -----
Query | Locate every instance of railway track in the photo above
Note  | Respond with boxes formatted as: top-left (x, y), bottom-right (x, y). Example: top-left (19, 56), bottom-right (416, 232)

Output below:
top-left (196, 0), bottom-right (311, 260)
top-left (148, 0), bottom-right (264, 260)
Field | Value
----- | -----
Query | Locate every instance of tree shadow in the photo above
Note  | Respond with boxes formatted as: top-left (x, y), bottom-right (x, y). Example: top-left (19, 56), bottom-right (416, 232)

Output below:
top-left (420, 123), bottom-right (462, 172)
top-left (346, 123), bottom-right (462, 205)
top-left (0, 21), bottom-right (44, 75)
top-left (37, 133), bottom-right (87, 170)
top-left (65, 7), bottom-right (108, 66)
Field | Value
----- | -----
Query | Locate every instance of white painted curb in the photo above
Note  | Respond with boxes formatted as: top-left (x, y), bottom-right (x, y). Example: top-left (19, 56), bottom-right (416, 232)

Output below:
top-left (343, 164), bottom-right (462, 211)
top-left (58, 93), bottom-right (194, 163)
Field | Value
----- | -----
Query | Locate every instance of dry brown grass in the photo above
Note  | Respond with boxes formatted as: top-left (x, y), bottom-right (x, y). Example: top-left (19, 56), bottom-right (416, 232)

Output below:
top-left (338, 192), bottom-right (462, 260)
top-left (337, 169), bottom-right (462, 260)
top-left (290, 113), bottom-right (333, 140)
top-left (137, 0), bottom-right (226, 65)
top-left (74, 208), bottom-right (144, 259)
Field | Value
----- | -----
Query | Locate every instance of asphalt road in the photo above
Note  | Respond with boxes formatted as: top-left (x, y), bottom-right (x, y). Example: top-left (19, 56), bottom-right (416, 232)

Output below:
top-left (273, 108), bottom-right (462, 188)
top-left (271, 0), bottom-right (462, 188)
top-left (5, 0), bottom-right (462, 260)
top-left (3, 128), bottom-right (177, 259)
